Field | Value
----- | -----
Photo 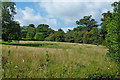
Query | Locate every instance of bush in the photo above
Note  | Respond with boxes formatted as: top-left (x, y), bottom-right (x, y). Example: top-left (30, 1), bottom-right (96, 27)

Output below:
top-left (34, 33), bottom-right (45, 41)
top-left (88, 72), bottom-right (117, 79)
top-left (65, 31), bottom-right (74, 43)
top-left (83, 31), bottom-right (91, 44)
top-left (45, 31), bottom-right (65, 42)
top-left (45, 33), bottom-right (56, 41)
top-left (26, 32), bottom-right (34, 40)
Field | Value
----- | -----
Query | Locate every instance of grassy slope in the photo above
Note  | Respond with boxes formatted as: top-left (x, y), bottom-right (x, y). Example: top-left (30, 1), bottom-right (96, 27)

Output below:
top-left (1, 41), bottom-right (119, 78)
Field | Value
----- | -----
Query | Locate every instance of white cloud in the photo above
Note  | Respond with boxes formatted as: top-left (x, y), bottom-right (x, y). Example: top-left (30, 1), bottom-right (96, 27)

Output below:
top-left (14, 1), bottom-right (117, 31)
top-left (14, 7), bottom-right (57, 28)
top-left (39, 2), bottom-right (114, 25)
top-left (61, 27), bottom-right (74, 33)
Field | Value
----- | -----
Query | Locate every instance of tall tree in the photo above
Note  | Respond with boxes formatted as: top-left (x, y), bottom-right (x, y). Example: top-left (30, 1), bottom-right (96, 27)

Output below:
top-left (83, 27), bottom-right (100, 44)
top-left (45, 29), bottom-right (65, 42)
top-left (2, 1), bottom-right (20, 41)
top-left (65, 30), bottom-right (74, 43)
top-left (76, 15), bottom-right (98, 31)
top-left (55, 29), bottom-right (65, 42)
top-left (34, 32), bottom-right (45, 41)
top-left (100, 11), bottom-right (112, 40)
top-left (8, 21), bottom-right (21, 40)
top-left (21, 26), bottom-right (27, 38)
top-left (36, 24), bottom-right (53, 40)
top-left (106, 1), bottom-right (120, 63)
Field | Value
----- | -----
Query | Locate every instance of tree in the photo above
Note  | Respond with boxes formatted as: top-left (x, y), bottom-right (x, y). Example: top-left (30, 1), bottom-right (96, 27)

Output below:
top-left (34, 33), bottom-right (45, 41)
top-left (73, 31), bottom-right (85, 43)
top-left (20, 26), bottom-right (27, 38)
top-left (83, 27), bottom-right (100, 44)
top-left (83, 31), bottom-right (90, 44)
top-left (2, 1), bottom-right (20, 41)
top-left (100, 11), bottom-right (112, 40)
top-left (72, 26), bottom-right (87, 43)
top-left (29, 24), bottom-right (35, 28)
top-left (90, 27), bottom-right (100, 44)
top-left (105, 1), bottom-right (120, 63)
top-left (26, 32), bottom-right (34, 40)
top-left (36, 24), bottom-right (51, 39)
top-left (65, 31), bottom-right (74, 43)
top-left (28, 24), bottom-right (36, 35)
top-left (24, 24), bottom-right (36, 40)
top-left (7, 21), bottom-right (21, 40)
top-left (76, 15), bottom-right (98, 31)
top-left (27, 24), bottom-right (36, 34)
top-left (45, 29), bottom-right (65, 42)
top-left (45, 33), bottom-right (56, 41)
top-left (73, 26), bottom-right (87, 32)
top-left (36, 24), bottom-right (54, 40)
top-left (36, 24), bottom-right (49, 33)
top-left (55, 30), bottom-right (65, 42)
top-left (58, 28), bottom-right (64, 32)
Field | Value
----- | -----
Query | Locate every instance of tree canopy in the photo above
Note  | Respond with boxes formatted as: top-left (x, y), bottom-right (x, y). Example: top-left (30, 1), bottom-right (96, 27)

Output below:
top-left (2, 1), bottom-right (20, 41)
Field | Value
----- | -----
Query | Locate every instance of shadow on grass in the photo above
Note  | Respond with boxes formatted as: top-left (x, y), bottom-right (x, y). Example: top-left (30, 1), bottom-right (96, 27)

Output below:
top-left (2, 42), bottom-right (55, 47)
top-left (1, 41), bottom-right (72, 49)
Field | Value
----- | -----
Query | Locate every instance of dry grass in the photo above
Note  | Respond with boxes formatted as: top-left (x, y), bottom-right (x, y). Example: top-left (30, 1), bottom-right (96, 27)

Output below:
top-left (1, 41), bottom-right (119, 78)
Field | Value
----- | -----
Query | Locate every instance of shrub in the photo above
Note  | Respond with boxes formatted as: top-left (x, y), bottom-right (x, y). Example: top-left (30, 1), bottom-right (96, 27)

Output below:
top-left (26, 32), bottom-right (34, 40)
top-left (34, 33), bottom-right (45, 41)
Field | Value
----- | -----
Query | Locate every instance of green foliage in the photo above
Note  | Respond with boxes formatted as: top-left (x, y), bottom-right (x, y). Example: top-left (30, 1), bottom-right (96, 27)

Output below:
top-left (1, 41), bottom-right (73, 49)
top-left (83, 27), bottom-right (100, 45)
top-left (88, 72), bottom-right (117, 79)
top-left (20, 24), bottom-right (35, 39)
top-left (45, 51), bottom-right (49, 77)
top-left (83, 31), bottom-right (90, 44)
top-left (36, 24), bottom-right (50, 37)
top-left (45, 33), bottom-right (56, 41)
top-left (36, 24), bottom-right (49, 33)
top-left (8, 49), bottom-right (10, 56)
top-left (26, 32), bottom-right (34, 40)
top-left (27, 25), bottom-right (35, 34)
top-left (45, 30), bottom-right (65, 42)
top-left (73, 31), bottom-right (85, 43)
top-left (2, 1), bottom-right (21, 41)
top-left (28, 24), bottom-right (35, 28)
top-left (8, 21), bottom-right (21, 41)
top-left (100, 11), bottom-right (112, 40)
top-left (55, 31), bottom-right (65, 42)
top-left (34, 33), bottom-right (45, 41)
top-left (20, 26), bottom-right (27, 38)
top-left (76, 15), bottom-right (98, 31)
top-left (65, 31), bottom-right (74, 43)
top-left (105, 1), bottom-right (120, 64)
top-left (73, 26), bottom-right (88, 32)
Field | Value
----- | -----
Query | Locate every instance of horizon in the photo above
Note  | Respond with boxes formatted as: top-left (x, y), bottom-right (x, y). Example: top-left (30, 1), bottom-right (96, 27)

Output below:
top-left (12, 1), bottom-right (117, 32)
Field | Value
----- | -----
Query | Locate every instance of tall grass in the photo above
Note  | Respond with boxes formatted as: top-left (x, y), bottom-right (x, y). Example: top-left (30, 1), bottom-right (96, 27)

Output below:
top-left (1, 41), bottom-right (119, 78)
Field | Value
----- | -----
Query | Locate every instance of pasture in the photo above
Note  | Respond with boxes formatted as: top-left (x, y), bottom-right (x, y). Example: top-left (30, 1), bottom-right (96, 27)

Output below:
top-left (1, 41), bottom-right (119, 78)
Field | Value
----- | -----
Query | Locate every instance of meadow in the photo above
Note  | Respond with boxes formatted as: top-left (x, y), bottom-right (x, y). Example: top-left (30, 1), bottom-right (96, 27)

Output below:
top-left (1, 41), bottom-right (119, 78)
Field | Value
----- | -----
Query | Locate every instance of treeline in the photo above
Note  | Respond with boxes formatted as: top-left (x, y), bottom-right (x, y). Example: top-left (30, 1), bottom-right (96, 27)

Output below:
top-left (1, 1), bottom-right (120, 63)
top-left (20, 15), bottom-right (102, 45)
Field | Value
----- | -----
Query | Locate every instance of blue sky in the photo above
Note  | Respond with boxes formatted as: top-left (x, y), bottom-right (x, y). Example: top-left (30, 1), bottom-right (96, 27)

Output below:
top-left (14, 1), bottom-right (116, 32)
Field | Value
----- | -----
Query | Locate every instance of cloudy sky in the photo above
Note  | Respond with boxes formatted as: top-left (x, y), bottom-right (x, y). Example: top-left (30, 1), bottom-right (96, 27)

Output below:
top-left (13, 0), bottom-right (118, 32)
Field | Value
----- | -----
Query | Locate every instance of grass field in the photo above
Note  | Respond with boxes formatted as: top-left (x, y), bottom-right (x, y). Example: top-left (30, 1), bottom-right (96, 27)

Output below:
top-left (1, 41), bottom-right (119, 78)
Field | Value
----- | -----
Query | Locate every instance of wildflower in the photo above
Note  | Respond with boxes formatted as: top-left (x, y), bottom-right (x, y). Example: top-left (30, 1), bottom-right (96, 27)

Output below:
top-left (22, 59), bottom-right (24, 63)
top-left (15, 65), bottom-right (18, 68)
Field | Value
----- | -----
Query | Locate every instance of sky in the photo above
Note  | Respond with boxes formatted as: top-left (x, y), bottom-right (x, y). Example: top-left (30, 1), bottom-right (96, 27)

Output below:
top-left (13, 0), bottom-right (118, 32)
